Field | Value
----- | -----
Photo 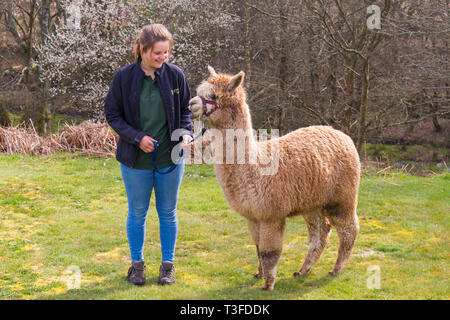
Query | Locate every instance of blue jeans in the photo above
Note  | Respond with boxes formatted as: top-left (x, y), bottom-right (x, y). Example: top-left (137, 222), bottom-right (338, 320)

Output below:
top-left (120, 162), bottom-right (184, 262)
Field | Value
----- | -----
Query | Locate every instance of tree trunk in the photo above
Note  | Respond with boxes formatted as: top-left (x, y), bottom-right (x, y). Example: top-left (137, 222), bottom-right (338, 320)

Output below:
top-left (307, 37), bottom-right (319, 107)
top-left (26, 0), bottom-right (37, 66)
top-left (0, 101), bottom-right (11, 127)
top-left (277, 0), bottom-right (288, 135)
top-left (38, 0), bottom-right (52, 40)
top-left (243, 3), bottom-right (252, 89)
top-left (342, 55), bottom-right (357, 135)
top-left (326, 54), bottom-right (338, 124)
top-left (431, 92), bottom-right (442, 133)
top-left (357, 58), bottom-right (370, 153)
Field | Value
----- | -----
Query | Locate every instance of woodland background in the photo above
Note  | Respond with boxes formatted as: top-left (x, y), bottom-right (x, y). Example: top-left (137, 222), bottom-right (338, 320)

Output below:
top-left (0, 0), bottom-right (448, 300)
top-left (0, 0), bottom-right (448, 158)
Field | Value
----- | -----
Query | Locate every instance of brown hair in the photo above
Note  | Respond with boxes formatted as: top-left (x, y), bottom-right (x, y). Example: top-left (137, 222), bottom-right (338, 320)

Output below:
top-left (134, 24), bottom-right (173, 61)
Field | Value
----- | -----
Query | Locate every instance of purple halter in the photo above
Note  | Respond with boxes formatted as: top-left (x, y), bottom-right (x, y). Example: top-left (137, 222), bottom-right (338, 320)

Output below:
top-left (200, 96), bottom-right (219, 117)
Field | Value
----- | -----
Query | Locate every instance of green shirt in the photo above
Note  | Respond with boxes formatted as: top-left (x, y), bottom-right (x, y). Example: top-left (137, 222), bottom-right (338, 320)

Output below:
top-left (134, 75), bottom-right (173, 170)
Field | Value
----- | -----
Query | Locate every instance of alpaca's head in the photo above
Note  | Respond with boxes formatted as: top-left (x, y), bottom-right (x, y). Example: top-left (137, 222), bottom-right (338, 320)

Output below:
top-left (189, 66), bottom-right (246, 127)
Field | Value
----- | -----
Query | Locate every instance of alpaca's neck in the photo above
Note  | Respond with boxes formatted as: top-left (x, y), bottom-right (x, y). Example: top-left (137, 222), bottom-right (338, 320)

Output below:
top-left (210, 103), bottom-right (272, 214)
top-left (212, 103), bottom-right (260, 165)
top-left (227, 102), bottom-right (254, 131)
top-left (211, 104), bottom-right (280, 205)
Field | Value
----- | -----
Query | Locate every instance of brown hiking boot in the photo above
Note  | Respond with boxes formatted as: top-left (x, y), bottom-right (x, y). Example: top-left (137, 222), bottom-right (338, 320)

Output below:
top-left (158, 261), bottom-right (175, 285)
top-left (127, 261), bottom-right (146, 285)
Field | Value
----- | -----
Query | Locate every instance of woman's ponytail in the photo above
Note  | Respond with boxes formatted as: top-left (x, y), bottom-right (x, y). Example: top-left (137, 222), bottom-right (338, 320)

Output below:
top-left (133, 35), bottom-right (141, 61)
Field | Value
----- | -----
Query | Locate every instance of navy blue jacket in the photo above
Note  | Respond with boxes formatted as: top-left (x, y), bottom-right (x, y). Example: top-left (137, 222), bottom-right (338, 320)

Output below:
top-left (104, 59), bottom-right (193, 168)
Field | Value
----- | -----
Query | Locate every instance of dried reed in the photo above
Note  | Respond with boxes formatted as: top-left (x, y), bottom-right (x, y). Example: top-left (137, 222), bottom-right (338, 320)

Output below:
top-left (0, 120), bottom-right (118, 157)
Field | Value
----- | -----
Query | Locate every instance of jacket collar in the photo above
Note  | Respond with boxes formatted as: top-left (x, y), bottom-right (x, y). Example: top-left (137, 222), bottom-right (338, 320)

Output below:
top-left (136, 56), bottom-right (165, 78)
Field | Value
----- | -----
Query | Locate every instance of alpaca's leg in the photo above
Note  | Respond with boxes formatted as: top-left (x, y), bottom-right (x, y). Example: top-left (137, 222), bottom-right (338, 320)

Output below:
top-left (247, 220), bottom-right (262, 279)
top-left (327, 205), bottom-right (359, 275)
top-left (294, 210), bottom-right (331, 276)
top-left (259, 219), bottom-right (286, 291)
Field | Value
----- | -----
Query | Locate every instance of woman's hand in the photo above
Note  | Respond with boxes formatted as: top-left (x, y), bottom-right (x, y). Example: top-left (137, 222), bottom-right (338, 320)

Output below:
top-left (139, 135), bottom-right (158, 153)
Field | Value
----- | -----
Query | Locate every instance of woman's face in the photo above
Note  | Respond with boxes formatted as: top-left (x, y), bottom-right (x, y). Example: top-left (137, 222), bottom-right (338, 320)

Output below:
top-left (141, 40), bottom-right (170, 70)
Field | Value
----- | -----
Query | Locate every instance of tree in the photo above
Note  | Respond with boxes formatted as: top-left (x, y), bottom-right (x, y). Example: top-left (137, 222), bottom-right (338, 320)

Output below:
top-left (241, 0), bottom-right (305, 134)
top-left (35, 0), bottom-right (143, 120)
top-left (149, 0), bottom-right (241, 86)
top-left (370, 0), bottom-right (449, 135)
top-left (3, 0), bottom-right (447, 147)
top-left (1, 0), bottom-right (62, 133)
top-left (0, 101), bottom-right (11, 126)
top-left (35, 0), bottom-right (241, 121)
top-left (304, 0), bottom-right (392, 152)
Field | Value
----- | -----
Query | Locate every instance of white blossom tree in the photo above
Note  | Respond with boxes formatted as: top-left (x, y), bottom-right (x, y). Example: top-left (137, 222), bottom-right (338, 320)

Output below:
top-left (148, 0), bottom-right (241, 85)
top-left (35, 0), bottom-right (241, 120)
top-left (35, 0), bottom-right (143, 120)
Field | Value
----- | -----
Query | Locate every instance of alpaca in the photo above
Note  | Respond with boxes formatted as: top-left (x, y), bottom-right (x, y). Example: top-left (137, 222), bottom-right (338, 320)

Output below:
top-left (188, 66), bottom-right (361, 291)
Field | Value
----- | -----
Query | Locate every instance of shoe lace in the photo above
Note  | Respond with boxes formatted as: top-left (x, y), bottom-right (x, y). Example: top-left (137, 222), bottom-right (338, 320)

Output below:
top-left (128, 264), bottom-right (144, 278)
top-left (161, 265), bottom-right (174, 278)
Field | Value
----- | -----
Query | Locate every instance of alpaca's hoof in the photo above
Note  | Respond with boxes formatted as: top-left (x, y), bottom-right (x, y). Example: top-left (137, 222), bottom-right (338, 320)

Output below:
top-left (254, 272), bottom-right (263, 279)
top-left (329, 270), bottom-right (340, 276)
top-left (262, 278), bottom-right (275, 291)
top-left (293, 271), bottom-right (307, 277)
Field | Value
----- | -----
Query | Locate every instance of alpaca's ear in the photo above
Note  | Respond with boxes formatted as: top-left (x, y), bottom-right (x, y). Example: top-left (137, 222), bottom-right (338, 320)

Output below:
top-left (227, 71), bottom-right (245, 95)
top-left (208, 66), bottom-right (218, 77)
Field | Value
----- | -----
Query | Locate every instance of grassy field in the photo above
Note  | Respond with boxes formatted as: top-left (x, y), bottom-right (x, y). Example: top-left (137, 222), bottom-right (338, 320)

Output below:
top-left (0, 153), bottom-right (448, 300)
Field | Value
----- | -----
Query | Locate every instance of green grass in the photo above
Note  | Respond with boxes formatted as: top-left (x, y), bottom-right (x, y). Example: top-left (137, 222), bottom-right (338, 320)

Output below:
top-left (0, 153), bottom-right (448, 299)
top-left (363, 142), bottom-right (448, 164)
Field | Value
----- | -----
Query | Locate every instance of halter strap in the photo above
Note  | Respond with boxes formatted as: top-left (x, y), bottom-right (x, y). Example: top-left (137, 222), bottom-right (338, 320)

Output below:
top-left (150, 141), bottom-right (178, 174)
top-left (200, 96), bottom-right (219, 116)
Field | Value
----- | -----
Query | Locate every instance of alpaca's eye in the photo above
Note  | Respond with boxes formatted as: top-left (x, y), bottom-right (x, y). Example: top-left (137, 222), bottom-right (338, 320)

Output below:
top-left (210, 94), bottom-right (218, 100)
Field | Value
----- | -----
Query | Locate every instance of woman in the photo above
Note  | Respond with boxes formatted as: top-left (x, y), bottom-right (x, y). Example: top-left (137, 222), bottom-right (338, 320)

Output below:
top-left (104, 24), bottom-right (193, 286)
